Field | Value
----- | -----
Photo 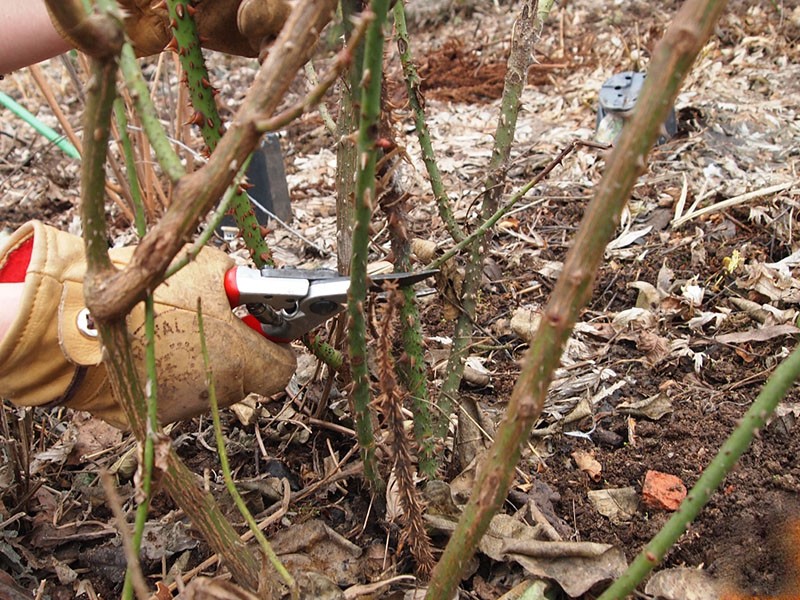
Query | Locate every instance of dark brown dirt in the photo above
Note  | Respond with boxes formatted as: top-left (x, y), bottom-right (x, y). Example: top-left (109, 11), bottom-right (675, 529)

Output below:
top-left (444, 191), bottom-right (800, 598)
top-left (387, 37), bottom-right (567, 105)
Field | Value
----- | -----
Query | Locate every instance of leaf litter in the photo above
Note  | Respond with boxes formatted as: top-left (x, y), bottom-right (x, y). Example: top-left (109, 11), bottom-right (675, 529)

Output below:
top-left (0, 0), bottom-right (799, 598)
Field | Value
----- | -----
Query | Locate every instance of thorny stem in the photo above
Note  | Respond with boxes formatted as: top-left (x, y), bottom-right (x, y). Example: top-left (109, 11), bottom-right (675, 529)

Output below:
top-left (390, 2), bottom-right (462, 469)
top-left (165, 0), bottom-right (274, 267)
top-left (76, 21), bottom-right (118, 275)
top-left (436, 0), bottom-right (540, 446)
top-left (425, 0), bottom-right (729, 597)
top-left (484, 0), bottom-right (541, 213)
top-left (198, 300), bottom-right (298, 598)
top-left (392, 2), bottom-right (465, 243)
top-left (335, 0), bottom-right (367, 273)
top-left (381, 163), bottom-right (436, 476)
top-left (118, 43), bottom-right (185, 182)
top-left (83, 6), bottom-right (263, 593)
top-left (348, 0), bottom-right (391, 490)
top-left (536, 0), bottom-right (557, 34)
top-left (394, 260), bottom-right (436, 477)
top-left (376, 286), bottom-right (435, 576)
top-left (302, 334), bottom-right (344, 371)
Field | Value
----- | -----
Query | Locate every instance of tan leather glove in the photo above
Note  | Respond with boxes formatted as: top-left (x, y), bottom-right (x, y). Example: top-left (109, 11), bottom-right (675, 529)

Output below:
top-left (0, 221), bottom-right (296, 429)
top-left (48, 0), bottom-right (292, 58)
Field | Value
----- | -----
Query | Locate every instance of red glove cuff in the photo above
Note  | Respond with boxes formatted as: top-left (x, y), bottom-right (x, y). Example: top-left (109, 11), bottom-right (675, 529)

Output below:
top-left (0, 237), bottom-right (33, 283)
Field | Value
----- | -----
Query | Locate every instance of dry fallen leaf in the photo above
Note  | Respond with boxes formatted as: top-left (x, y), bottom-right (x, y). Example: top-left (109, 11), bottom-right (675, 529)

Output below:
top-left (479, 514), bottom-right (627, 597)
top-left (67, 414), bottom-right (123, 466)
top-left (630, 280), bottom-right (667, 309)
top-left (612, 307), bottom-right (657, 330)
top-left (587, 487), bottom-right (639, 524)
top-left (617, 393), bottom-right (674, 420)
top-left (571, 449), bottom-right (602, 482)
top-left (178, 577), bottom-right (259, 599)
top-left (140, 520), bottom-right (199, 562)
top-left (463, 356), bottom-right (491, 387)
top-left (510, 306), bottom-right (542, 342)
top-left (637, 330), bottom-right (672, 367)
top-left (714, 324), bottom-right (800, 345)
top-left (737, 262), bottom-right (800, 304)
top-left (271, 519), bottom-right (364, 587)
top-left (644, 567), bottom-right (723, 600)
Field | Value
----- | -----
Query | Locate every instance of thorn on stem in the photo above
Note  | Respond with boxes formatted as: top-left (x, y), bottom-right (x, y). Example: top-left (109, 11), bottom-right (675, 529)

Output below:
top-left (185, 111), bottom-right (204, 127)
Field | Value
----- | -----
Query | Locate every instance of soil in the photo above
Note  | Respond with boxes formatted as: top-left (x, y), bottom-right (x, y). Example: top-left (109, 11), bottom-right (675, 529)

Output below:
top-left (1, 1), bottom-right (799, 599)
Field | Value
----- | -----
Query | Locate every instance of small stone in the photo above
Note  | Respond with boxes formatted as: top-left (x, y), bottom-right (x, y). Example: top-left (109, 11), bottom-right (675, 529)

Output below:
top-left (642, 470), bottom-right (687, 511)
top-left (510, 306), bottom-right (541, 342)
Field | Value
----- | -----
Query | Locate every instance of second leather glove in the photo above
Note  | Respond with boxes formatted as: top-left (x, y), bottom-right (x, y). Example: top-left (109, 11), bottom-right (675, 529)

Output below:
top-left (48, 0), bottom-right (292, 58)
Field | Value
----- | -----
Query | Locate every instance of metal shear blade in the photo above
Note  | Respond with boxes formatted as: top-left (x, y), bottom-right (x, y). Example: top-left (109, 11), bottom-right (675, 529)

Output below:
top-left (369, 270), bottom-right (436, 290)
top-left (226, 266), bottom-right (437, 342)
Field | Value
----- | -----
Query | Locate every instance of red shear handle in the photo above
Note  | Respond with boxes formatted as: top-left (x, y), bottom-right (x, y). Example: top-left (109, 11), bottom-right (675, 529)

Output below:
top-left (224, 267), bottom-right (267, 338)
top-left (224, 267), bottom-right (241, 307)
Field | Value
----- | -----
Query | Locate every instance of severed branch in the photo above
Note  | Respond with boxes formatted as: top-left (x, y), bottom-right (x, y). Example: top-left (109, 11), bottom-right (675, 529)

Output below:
top-left (256, 12), bottom-right (372, 133)
top-left (84, 0), bottom-right (338, 323)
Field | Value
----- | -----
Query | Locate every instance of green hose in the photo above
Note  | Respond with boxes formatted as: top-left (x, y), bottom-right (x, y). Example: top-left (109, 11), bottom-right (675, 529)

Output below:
top-left (0, 90), bottom-right (81, 160)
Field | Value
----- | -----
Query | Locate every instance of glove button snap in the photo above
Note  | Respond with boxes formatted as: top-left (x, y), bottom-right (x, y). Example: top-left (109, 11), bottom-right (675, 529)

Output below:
top-left (76, 308), bottom-right (99, 339)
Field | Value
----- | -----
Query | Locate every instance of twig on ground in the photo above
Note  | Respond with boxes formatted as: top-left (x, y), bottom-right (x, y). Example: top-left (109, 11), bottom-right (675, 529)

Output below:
top-left (99, 471), bottom-right (149, 600)
top-left (343, 575), bottom-right (417, 599)
top-left (672, 180), bottom-right (796, 227)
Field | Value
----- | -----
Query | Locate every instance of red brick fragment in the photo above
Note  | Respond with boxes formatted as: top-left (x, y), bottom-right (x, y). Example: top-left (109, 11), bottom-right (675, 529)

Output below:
top-left (642, 469), bottom-right (687, 511)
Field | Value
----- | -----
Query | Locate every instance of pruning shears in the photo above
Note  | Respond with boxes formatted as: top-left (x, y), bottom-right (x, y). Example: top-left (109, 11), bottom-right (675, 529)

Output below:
top-left (225, 266), bottom-right (436, 343)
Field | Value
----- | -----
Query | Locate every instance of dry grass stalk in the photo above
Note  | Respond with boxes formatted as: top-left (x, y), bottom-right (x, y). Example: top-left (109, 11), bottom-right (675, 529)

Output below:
top-left (375, 282), bottom-right (436, 578)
